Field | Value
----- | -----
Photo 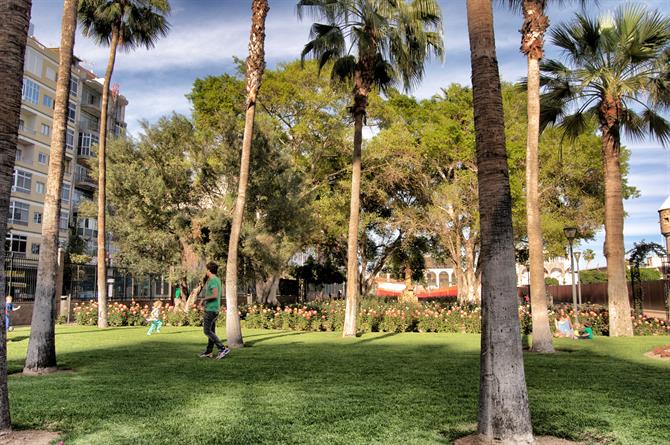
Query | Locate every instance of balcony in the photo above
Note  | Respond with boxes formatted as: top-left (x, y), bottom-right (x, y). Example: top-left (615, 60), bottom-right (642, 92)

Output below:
top-left (74, 171), bottom-right (96, 191)
top-left (77, 227), bottom-right (98, 239)
top-left (81, 97), bottom-right (101, 116)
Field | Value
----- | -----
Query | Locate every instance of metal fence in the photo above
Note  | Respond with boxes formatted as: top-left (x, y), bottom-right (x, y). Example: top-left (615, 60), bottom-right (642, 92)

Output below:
top-left (4, 254), bottom-right (39, 301)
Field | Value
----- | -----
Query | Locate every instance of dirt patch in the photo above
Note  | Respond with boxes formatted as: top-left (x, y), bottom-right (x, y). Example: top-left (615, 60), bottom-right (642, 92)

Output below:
top-left (454, 434), bottom-right (584, 445)
top-left (646, 344), bottom-right (670, 360)
top-left (0, 430), bottom-right (60, 445)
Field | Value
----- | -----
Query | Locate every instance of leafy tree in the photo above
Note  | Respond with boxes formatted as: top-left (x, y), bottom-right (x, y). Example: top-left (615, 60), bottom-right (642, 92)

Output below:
top-left (466, 0), bottom-right (533, 441)
top-left (298, 0), bottom-right (444, 337)
top-left (579, 269), bottom-right (607, 284)
top-left (0, 0), bottom-right (32, 431)
top-left (627, 241), bottom-right (666, 313)
top-left (78, 0), bottom-right (171, 327)
top-left (25, 0), bottom-right (78, 375)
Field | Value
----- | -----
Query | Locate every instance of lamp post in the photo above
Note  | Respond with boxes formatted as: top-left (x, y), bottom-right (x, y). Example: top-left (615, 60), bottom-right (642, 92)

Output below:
top-left (659, 196), bottom-right (670, 320)
top-left (574, 250), bottom-right (582, 306)
top-left (564, 227), bottom-right (578, 323)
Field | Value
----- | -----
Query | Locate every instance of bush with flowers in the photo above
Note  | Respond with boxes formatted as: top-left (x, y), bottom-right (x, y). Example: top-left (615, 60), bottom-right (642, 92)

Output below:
top-left (67, 298), bottom-right (669, 336)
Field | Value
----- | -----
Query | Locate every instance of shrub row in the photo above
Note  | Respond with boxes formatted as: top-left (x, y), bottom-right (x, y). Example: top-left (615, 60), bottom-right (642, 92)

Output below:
top-left (69, 300), bottom-right (669, 336)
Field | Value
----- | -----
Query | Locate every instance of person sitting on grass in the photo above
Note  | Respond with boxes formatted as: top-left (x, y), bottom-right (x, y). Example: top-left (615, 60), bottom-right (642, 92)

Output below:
top-left (5, 296), bottom-right (21, 332)
top-left (554, 309), bottom-right (574, 338)
top-left (146, 301), bottom-right (163, 336)
top-left (578, 321), bottom-right (593, 340)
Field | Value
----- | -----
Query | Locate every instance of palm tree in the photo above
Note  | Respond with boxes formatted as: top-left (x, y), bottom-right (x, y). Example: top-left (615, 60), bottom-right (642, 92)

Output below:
top-left (0, 0), bottom-right (32, 430)
top-left (23, 0), bottom-right (78, 375)
top-left (78, 0), bottom-right (170, 327)
top-left (541, 5), bottom-right (670, 336)
top-left (297, 0), bottom-right (444, 337)
top-left (225, 0), bottom-right (270, 349)
top-left (583, 248), bottom-right (595, 270)
top-left (466, 0), bottom-right (533, 442)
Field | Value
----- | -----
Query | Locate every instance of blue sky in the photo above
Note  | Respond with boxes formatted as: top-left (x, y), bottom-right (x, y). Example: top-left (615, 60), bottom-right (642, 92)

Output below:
top-left (29, 0), bottom-right (670, 268)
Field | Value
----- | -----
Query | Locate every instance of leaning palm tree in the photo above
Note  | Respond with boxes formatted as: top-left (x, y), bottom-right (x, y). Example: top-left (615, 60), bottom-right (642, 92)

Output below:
top-left (583, 248), bottom-right (595, 270)
top-left (24, 0), bottom-right (78, 375)
top-left (225, 0), bottom-right (270, 349)
top-left (541, 4), bottom-right (670, 336)
top-left (0, 0), bottom-right (32, 430)
top-left (297, 0), bottom-right (444, 337)
top-left (466, 0), bottom-right (534, 442)
top-left (78, 0), bottom-right (170, 327)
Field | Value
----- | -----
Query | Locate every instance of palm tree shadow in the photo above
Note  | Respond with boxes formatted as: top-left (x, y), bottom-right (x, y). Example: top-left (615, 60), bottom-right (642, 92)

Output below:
top-left (9, 335), bottom-right (29, 342)
top-left (245, 331), bottom-right (307, 347)
top-left (355, 332), bottom-right (398, 344)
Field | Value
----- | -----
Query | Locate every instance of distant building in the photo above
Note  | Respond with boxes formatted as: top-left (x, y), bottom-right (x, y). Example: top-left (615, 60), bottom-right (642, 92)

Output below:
top-left (9, 31), bottom-right (127, 263)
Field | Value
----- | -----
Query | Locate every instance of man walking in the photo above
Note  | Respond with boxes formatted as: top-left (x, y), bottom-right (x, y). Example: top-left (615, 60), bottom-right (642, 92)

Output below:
top-left (199, 262), bottom-right (230, 359)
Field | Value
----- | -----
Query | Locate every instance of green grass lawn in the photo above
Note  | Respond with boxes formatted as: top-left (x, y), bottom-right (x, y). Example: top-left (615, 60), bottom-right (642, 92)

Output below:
top-left (5, 326), bottom-right (670, 445)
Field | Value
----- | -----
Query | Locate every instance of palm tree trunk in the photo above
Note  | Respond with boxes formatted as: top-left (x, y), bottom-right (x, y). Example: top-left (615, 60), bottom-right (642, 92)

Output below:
top-left (466, 0), bottom-right (534, 442)
top-left (225, 0), bottom-right (269, 348)
top-left (602, 126), bottom-right (633, 336)
top-left (0, 0), bottom-right (32, 430)
top-left (96, 29), bottom-right (119, 328)
top-left (526, 58), bottom-right (554, 353)
top-left (342, 95), bottom-right (365, 337)
top-left (24, 0), bottom-right (77, 374)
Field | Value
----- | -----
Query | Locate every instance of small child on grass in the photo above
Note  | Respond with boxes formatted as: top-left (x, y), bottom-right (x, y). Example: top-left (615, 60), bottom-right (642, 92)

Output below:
top-left (5, 296), bottom-right (21, 332)
top-left (578, 321), bottom-right (593, 340)
top-left (146, 301), bottom-right (163, 335)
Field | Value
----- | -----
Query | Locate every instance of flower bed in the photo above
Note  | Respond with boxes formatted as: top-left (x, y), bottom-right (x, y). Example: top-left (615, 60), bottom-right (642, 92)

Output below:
top-left (68, 300), bottom-right (669, 336)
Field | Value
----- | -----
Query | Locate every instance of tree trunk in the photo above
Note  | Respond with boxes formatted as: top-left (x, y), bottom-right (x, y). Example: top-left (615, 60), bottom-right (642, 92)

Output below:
top-left (96, 29), bottom-right (119, 328)
top-left (601, 125), bottom-right (633, 336)
top-left (225, 0), bottom-right (268, 349)
top-left (0, 0), bottom-right (32, 431)
top-left (342, 94), bottom-right (366, 337)
top-left (255, 274), bottom-right (279, 304)
top-left (24, 0), bottom-right (77, 373)
top-left (525, 54), bottom-right (553, 353)
top-left (467, 0), bottom-right (534, 442)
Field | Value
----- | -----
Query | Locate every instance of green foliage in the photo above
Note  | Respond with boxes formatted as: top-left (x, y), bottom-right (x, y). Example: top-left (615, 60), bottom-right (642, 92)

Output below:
top-left (627, 268), bottom-right (662, 282)
top-left (580, 269), bottom-right (608, 284)
top-left (545, 277), bottom-right (560, 286)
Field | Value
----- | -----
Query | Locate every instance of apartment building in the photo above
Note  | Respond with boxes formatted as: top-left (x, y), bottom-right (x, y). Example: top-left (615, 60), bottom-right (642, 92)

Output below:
top-left (9, 31), bottom-right (127, 261)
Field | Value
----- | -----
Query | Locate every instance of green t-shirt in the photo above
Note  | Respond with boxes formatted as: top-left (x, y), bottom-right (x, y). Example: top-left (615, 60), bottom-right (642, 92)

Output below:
top-left (204, 276), bottom-right (222, 312)
top-left (583, 326), bottom-right (593, 339)
top-left (175, 288), bottom-right (181, 299)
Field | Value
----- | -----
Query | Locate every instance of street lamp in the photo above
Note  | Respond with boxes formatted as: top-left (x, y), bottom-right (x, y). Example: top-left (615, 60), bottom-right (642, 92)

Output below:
top-left (564, 227), bottom-right (579, 323)
top-left (658, 196), bottom-right (670, 320)
top-left (574, 250), bottom-right (582, 306)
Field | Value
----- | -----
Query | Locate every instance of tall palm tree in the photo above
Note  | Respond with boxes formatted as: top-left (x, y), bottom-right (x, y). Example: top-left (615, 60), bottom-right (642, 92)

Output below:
top-left (297, 0), bottom-right (443, 337)
top-left (466, 0), bottom-right (533, 442)
top-left (225, 0), bottom-right (269, 349)
top-left (541, 5), bottom-right (670, 336)
top-left (23, 0), bottom-right (78, 375)
top-left (78, 0), bottom-right (170, 327)
top-left (0, 0), bottom-right (32, 429)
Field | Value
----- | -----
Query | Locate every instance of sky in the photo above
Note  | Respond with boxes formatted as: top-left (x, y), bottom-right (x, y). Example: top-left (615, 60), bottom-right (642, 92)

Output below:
top-left (28, 0), bottom-right (670, 269)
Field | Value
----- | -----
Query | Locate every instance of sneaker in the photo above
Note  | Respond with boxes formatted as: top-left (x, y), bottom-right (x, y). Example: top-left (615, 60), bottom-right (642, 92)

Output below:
top-left (215, 348), bottom-right (231, 360)
top-left (198, 351), bottom-right (213, 358)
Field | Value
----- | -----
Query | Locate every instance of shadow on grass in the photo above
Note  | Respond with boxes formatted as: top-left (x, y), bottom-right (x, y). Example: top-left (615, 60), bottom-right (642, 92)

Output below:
top-left (6, 331), bottom-right (670, 445)
top-left (354, 332), bottom-right (398, 344)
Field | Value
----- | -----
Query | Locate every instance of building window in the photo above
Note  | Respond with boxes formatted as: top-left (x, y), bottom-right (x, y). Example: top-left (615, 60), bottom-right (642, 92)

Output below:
top-left (6, 234), bottom-right (27, 254)
top-left (69, 78), bottom-right (78, 97)
top-left (78, 132), bottom-right (98, 157)
top-left (12, 169), bottom-right (32, 193)
top-left (59, 212), bottom-right (69, 231)
top-left (61, 183), bottom-right (71, 203)
top-left (31, 243), bottom-right (40, 255)
top-left (18, 119), bottom-right (25, 131)
top-left (36, 182), bottom-right (45, 194)
top-left (38, 152), bottom-right (48, 164)
top-left (34, 212), bottom-right (42, 224)
top-left (43, 95), bottom-right (54, 109)
top-left (24, 47), bottom-right (43, 76)
top-left (45, 67), bottom-right (56, 81)
top-left (22, 78), bottom-right (40, 104)
top-left (66, 128), bottom-right (75, 150)
top-left (16, 149), bottom-right (23, 162)
top-left (8, 201), bottom-right (30, 226)
top-left (68, 102), bottom-right (76, 124)
top-left (64, 159), bottom-right (72, 175)
top-left (40, 124), bottom-right (50, 137)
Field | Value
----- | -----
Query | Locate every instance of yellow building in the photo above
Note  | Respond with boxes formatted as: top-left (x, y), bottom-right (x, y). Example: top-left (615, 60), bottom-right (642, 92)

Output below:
top-left (9, 32), bottom-right (127, 263)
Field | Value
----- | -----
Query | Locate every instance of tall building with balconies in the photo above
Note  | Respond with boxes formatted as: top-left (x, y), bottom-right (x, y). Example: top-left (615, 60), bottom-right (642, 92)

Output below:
top-left (9, 30), bottom-right (127, 261)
